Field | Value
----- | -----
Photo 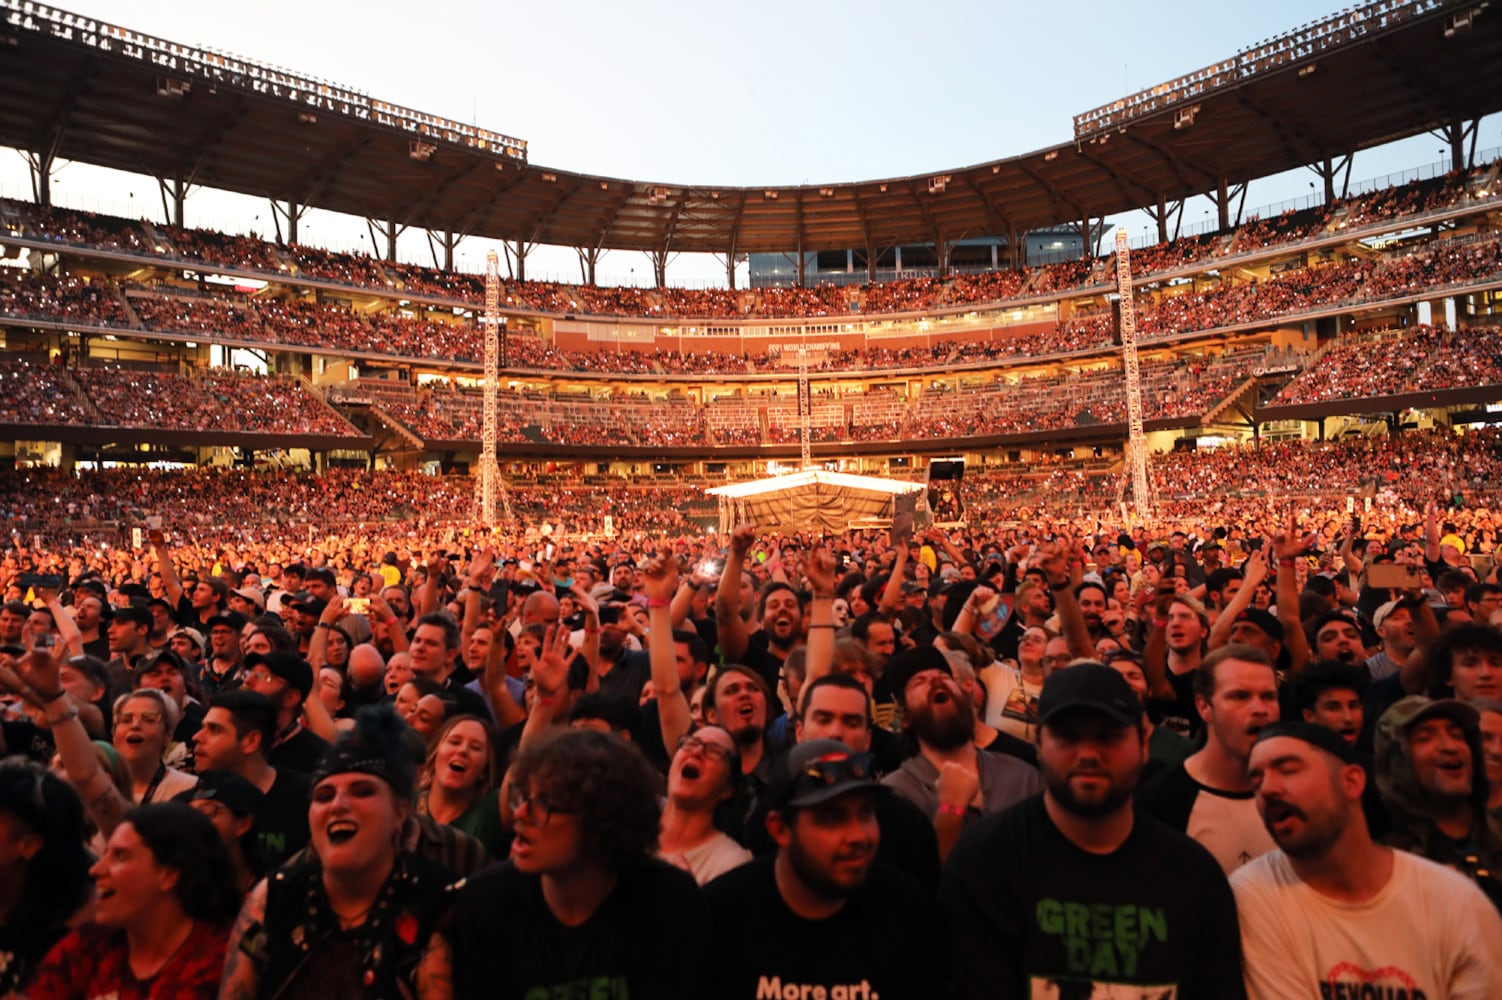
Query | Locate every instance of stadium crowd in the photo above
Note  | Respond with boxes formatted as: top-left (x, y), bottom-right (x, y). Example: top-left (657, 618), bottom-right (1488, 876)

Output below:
top-left (0, 362), bottom-right (361, 437)
top-left (0, 423), bottom-right (1499, 996)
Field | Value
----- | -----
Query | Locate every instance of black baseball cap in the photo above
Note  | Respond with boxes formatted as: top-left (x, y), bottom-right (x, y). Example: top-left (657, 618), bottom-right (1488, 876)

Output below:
top-left (1254, 720), bottom-right (1363, 766)
top-left (206, 610), bottom-right (249, 634)
top-left (1038, 663), bottom-right (1140, 728)
top-left (883, 646), bottom-right (951, 703)
top-left (770, 739), bottom-right (881, 809)
top-left (111, 605), bottom-right (152, 629)
top-left (1233, 608), bottom-right (1285, 643)
top-left (245, 650), bottom-right (314, 699)
top-left (191, 769), bottom-right (265, 817)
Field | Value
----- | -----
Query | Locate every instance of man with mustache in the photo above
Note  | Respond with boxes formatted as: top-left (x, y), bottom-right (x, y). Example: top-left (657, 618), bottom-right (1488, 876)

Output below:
top-left (943, 663), bottom-right (1244, 1000)
top-left (1231, 721), bottom-right (1502, 998)
top-left (880, 646), bottom-right (1040, 862)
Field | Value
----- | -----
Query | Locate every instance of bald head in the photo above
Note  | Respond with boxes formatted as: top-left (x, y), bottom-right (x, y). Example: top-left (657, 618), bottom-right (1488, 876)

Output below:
top-left (347, 643), bottom-right (387, 688)
top-left (521, 591), bottom-right (561, 627)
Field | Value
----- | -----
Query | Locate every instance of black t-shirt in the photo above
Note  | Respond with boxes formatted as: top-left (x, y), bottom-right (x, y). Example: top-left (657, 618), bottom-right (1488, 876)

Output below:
top-left (450, 857), bottom-right (707, 999)
top-left (443, 677), bottom-right (496, 724)
top-left (703, 856), bottom-right (942, 999)
top-left (740, 631), bottom-right (786, 713)
top-left (268, 725), bottom-right (329, 776)
top-left (257, 768), bottom-right (312, 869)
top-left (940, 795), bottom-right (1245, 1000)
top-left (874, 790), bottom-right (941, 888)
top-left (596, 649), bottom-right (651, 704)
top-left (1155, 668), bottom-right (1201, 738)
top-left (979, 728), bottom-right (1040, 768)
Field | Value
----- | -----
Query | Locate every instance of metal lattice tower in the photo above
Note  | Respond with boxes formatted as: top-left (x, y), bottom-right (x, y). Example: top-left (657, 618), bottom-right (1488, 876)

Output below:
top-left (1114, 230), bottom-right (1154, 520)
top-left (796, 344), bottom-right (812, 469)
top-left (476, 251), bottom-right (511, 525)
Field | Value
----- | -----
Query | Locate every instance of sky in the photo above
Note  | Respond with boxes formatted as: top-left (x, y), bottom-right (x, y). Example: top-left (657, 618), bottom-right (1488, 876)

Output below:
top-left (3, 0), bottom-right (1497, 285)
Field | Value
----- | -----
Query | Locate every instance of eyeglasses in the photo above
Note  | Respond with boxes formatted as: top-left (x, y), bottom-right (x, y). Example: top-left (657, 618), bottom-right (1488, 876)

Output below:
top-left (507, 784), bottom-right (571, 826)
top-left (1043, 653), bottom-right (1074, 666)
top-left (676, 735), bottom-right (735, 767)
top-left (1103, 651), bottom-right (1144, 667)
top-left (115, 711), bottom-right (163, 727)
top-left (798, 750), bottom-right (875, 789)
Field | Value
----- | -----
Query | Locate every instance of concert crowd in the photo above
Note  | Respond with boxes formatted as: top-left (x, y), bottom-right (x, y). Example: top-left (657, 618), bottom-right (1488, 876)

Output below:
top-left (0, 429), bottom-right (1496, 997)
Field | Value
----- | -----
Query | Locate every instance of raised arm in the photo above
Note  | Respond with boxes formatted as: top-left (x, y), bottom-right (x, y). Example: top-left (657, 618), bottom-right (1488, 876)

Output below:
top-left (16, 646), bottom-right (130, 839)
top-left (150, 527), bottom-right (185, 609)
top-left (1038, 537), bottom-right (1094, 661)
top-left (714, 524), bottom-right (756, 664)
top-left (1207, 548), bottom-right (1267, 651)
top-left (876, 543), bottom-right (910, 619)
top-left (459, 547), bottom-right (496, 646)
top-left (40, 586), bottom-right (84, 659)
top-left (642, 556), bottom-right (691, 753)
top-left (1142, 580), bottom-right (1178, 701)
top-left (801, 546), bottom-right (839, 688)
top-left (1271, 518), bottom-right (1314, 675)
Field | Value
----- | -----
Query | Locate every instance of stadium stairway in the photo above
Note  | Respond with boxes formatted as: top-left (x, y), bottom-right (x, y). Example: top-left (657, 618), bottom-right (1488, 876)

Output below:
top-left (53, 366), bottom-right (104, 422)
top-left (1201, 377), bottom-right (1260, 425)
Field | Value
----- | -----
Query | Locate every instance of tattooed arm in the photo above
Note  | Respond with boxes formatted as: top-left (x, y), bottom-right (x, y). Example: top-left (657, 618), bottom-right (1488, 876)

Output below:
top-left (415, 929), bottom-right (454, 1000)
top-left (218, 878), bottom-right (268, 1000)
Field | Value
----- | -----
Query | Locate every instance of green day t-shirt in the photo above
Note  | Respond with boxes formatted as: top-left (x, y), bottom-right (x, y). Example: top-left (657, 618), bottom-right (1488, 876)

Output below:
top-left (941, 795), bottom-right (1246, 1000)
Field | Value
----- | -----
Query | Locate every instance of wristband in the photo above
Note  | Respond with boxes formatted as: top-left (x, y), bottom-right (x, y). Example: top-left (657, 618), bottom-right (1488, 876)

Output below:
top-left (315, 622), bottom-right (332, 630)
top-left (39, 688), bottom-right (68, 703)
top-left (646, 597), bottom-right (671, 609)
top-left (937, 801), bottom-right (966, 819)
top-left (41, 704), bottom-right (78, 728)
top-left (1277, 558), bottom-right (1296, 567)
top-left (584, 626), bottom-right (601, 635)
top-left (1152, 618), bottom-right (1167, 628)
top-left (387, 617), bottom-right (399, 626)
top-left (808, 623), bottom-right (836, 630)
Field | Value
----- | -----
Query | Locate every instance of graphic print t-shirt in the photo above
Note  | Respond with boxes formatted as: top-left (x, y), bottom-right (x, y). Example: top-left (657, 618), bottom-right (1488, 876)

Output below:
top-left (941, 795), bottom-right (1245, 1000)
top-left (1231, 849), bottom-right (1502, 1000)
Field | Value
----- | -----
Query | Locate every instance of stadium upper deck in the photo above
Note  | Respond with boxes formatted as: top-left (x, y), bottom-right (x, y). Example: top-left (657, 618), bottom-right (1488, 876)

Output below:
top-left (1, 0), bottom-right (1499, 262)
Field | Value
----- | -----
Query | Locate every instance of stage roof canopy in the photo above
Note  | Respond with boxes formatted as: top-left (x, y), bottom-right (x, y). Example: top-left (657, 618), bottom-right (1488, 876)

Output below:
top-left (2, 0), bottom-right (1499, 254)
top-left (706, 470), bottom-right (924, 533)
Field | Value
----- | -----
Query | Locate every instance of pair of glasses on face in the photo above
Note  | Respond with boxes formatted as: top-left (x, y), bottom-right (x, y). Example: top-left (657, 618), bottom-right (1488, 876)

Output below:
top-left (799, 751), bottom-right (874, 788)
top-left (507, 785), bottom-right (572, 825)
top-left (676, 734), bottom-right (734, 767)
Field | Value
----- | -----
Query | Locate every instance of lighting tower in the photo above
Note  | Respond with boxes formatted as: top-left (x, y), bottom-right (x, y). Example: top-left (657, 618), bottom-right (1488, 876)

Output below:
top-left (796, 343), bottom-right (812, 469)
top-left (1114, 229), bottom-right (1153, 519)
top-left (476, 250), bottom-right (511, 525)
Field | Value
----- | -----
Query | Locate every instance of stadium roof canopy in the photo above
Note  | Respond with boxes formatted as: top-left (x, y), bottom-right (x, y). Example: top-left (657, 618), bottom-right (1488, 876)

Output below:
top-left (1, 0), bottom-right (1499, 256)
top-left (706, 470), bottom-right (923, 533)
